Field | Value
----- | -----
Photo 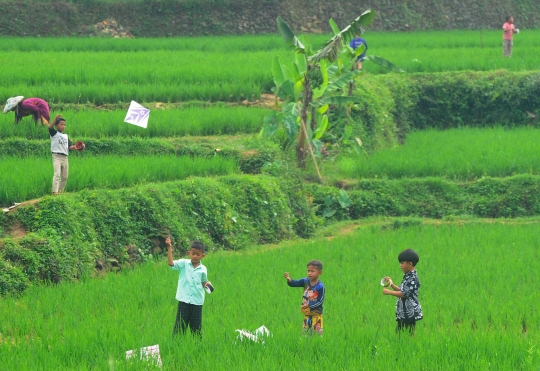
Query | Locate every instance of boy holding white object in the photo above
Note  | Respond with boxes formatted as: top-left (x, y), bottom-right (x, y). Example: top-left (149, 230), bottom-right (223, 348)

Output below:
top-left (48, 115), bottom-right (77, 195)
top-left (167, 237), bottom-right (213, 338)
top-left (382, 249), bottom-right (423, 335)
top-left (284, 260), bottom-right (325, 335)
top-left (502, 15), bottom-right (518, 57)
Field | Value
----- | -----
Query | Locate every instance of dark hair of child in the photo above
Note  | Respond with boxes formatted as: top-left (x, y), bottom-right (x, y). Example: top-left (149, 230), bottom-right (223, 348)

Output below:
top-left (307, 260), bottom-right (323, 270)
top-left (398, 249), bottom-right (419, 266)
top-left (506, 15), bottom-right (513, 21)
top-left (191, 241), bottom-right (205, 252)
top-left (55, 118), bottom-right (66, 125)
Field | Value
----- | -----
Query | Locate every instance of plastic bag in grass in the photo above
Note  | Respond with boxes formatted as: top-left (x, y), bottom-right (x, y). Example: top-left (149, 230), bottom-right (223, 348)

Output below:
top-left (126, 344), bottom-right (162, 368)
top-left (235, 325), bottom-right (271, 344)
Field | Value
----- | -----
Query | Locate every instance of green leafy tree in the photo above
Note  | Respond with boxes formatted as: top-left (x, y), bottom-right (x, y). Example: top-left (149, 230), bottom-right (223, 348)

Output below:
top-left (262, 10), bottom-right (402, 180)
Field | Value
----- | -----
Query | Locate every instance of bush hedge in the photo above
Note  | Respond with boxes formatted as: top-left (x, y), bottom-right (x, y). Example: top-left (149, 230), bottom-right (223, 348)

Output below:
top-left (328, 76), bottom-right (400, 153)
top-left (0, 136), bottom-right (279, 174)
top-left (308, 175), bottom-right (540, 220)
top-left (0, 174), bottom-right (317, 296)
top-left (382, 70), bottom-right (540, 130)
top-left (335, 70), bottom-right (540, 151)
top-left (4, 170), bottom-right (540, 296)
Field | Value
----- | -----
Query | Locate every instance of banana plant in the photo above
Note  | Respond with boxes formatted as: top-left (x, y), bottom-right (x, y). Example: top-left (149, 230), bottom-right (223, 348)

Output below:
top-left (262, 10), bottom-right (405, 180)
top-left (263, 12), bottom-right (379, 179)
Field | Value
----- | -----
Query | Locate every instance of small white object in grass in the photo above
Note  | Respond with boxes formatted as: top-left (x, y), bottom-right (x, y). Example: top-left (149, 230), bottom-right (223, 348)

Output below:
top-left (380, 277), bottom-right (390, 287)
top-left (235, 325), bottom-right (271, 344)
top-left (126, 344), bottom-right (162, 368)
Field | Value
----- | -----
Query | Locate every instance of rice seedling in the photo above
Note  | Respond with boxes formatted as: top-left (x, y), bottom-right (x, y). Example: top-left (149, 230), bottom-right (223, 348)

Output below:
top-left (0, 155), bottom-right (238, 206)
top-left (0, 30), bottom-right (539, 104)
top-left (327, 126), bottom-right (540, 180)
top-left (0, 106), bottom-right (268, 139)
top-left (0, 34), bottom-right (294, 53)
top-left (0, 222), bottom-right (538, 370)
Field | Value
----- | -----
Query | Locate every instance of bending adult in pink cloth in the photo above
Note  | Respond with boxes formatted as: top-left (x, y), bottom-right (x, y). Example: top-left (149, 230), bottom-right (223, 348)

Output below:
top-left (11, 97), bottom-right (50, 125)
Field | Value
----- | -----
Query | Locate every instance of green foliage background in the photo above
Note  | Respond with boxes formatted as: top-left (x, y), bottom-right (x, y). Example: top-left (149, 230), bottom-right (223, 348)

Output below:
top-left (2, 223), bottom-right (540, 369)
top-left (3, 69), bottom-right (540, 296)
top-left (308, 175), bottom-right (540, 220)
top-left (0, 175), bottom-right (317, 295)
top-left (328, 70), bottom-right (540, 153)
top-left (0, 0), bottom-right (539, 37)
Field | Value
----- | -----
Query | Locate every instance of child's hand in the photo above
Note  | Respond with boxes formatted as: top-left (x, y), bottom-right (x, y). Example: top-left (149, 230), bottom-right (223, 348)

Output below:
top-left (165, 236), bottom-right (172, 247)
top-left (204, 281), bottom-right (215, 293)
top-left (382, 289), bottom-right (391, 295)
top-left (385, 276), bottom-right (393, 287)
top-left (50, 114), bottom-right (62, 126)
top-left (284, 272), bottom-right (291, 282)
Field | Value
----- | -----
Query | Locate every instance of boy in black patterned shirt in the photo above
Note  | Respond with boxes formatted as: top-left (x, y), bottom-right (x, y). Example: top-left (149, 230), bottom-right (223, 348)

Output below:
top-left (382, 249), bottom-right (423, 335)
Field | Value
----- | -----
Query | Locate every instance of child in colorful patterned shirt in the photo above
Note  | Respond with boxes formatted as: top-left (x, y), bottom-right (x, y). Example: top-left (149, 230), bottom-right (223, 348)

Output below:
top-left (284, 260), bottom-right (325, 335)
top-left (382, 249), bottom-right (423, 335)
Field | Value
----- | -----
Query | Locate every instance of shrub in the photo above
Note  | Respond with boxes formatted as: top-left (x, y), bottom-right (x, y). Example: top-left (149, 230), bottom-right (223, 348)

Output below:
top-left (0, 259), bottom-right (29, 296)
top-left (324, 71), bottom-right (540, 155)
top-left (408, 70), bottom-right (540, 129)
top-left (310, 175), bottom-right (540, 220)
top-left (327, 76), bottom-right (399, 153)
top-left (0, 174), bottom-right (317, 296)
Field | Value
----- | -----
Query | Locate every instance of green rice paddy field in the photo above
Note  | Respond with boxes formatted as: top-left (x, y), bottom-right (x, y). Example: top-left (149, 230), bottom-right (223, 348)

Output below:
top-left (328, 126), bottom-right (540, 180)
top-left (1, 223), bottom-right (539, 370)
top-left (2, 29), bottom-right (540, 370)
top-left (0, 155), bottom-right (238, 203)
top-left (0, 30), bottom-right (538, 104)
top-left (0, 106), bottom-right (267, 139)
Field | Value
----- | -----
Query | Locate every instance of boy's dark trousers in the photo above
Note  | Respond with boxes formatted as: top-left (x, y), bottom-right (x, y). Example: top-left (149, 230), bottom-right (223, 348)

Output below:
top-left (173, 301), bottom-right (203, 337)
top-left (396, 321), bottom-right (416, 335)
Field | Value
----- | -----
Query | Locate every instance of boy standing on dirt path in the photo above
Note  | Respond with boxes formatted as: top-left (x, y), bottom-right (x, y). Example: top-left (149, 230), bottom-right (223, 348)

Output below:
top-left (167, 237), bottom-right (212, 338)
top-left (284, 260), bottom-right (325, 335)
top-left (48, 115), bottom-right (76, 195)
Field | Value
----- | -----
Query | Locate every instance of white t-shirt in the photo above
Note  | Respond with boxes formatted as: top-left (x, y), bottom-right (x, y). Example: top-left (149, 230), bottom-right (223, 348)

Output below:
top-left (49, 128), bottom-right (70, 156)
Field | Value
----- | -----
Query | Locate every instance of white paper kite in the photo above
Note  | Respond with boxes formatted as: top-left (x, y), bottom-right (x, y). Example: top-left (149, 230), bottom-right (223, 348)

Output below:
top-left (126, 344), bottom-right (162, 367)
top-left (124, 100), bottom-right (150, 128)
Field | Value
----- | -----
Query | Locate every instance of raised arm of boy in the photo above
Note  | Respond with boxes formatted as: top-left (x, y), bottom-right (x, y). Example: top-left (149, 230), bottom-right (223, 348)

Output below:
top-left (48, 114), bottom-right (62, 130)
top-left (284, 272), bottom-right (291, 282)
top-left (166, 236), bottom-right (174, 266)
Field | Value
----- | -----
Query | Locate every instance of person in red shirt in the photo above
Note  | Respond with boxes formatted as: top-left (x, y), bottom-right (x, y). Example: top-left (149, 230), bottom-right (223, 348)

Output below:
top-left (3, 96), bottom-right (50, 125)
top-left (502, 16), bottom-right (519, 57)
